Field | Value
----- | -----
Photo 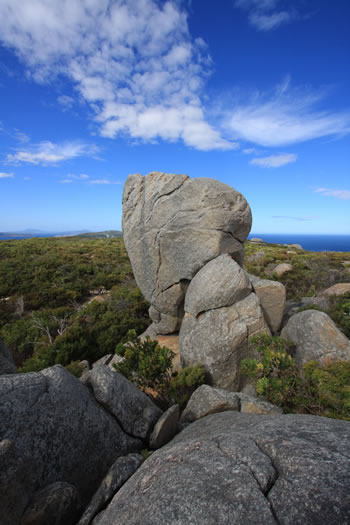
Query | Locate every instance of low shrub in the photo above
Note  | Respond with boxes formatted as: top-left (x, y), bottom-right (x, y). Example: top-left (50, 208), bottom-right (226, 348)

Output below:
top-left (168, 364), bottom-right (206, 409)
top-left (327, 292), bottom-right (350, 339)
top-left (240, 334), bottom-right (350, 420)
top-left (114, 330), bottom-right (175, 397)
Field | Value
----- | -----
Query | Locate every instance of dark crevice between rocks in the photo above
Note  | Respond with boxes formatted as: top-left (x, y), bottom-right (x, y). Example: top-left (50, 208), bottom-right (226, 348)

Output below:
top-left (252, 438), bottom-right (281, 525)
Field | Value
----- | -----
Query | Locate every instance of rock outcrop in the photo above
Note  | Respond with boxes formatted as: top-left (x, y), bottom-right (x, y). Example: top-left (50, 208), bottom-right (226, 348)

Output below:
top-left (0, 365), bottom-right (142, 524)
top-left (281, 310), bottom-right (350, 366)
top-left (179, 385), bottom-right (282, 428)
top-left (82, 365), bottom-right (162, 441)
top-left (180, 291), bottom-right (269, 390)
top-left (122, 172), bottom-right (252, 334)
top-left (96, 412), bottom-right (350, 525)
top-left (248, 274), bottom-right (286, 334)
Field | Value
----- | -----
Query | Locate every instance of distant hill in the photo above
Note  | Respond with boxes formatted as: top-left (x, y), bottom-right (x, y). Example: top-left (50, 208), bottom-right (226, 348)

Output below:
top-left (74, 230), bottom-right (123, 239)
top-left (0, 230), bottom-right (122, 241)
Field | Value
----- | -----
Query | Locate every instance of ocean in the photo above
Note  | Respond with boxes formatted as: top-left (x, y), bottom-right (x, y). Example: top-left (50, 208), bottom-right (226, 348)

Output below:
top-left (248, 234), bottom-right (350, 253)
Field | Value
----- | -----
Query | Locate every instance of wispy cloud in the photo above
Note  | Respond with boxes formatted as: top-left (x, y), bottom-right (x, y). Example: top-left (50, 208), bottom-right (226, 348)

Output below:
top-left (0, 172), bottom-right (14, 178)
top-left (58, 179), bottom-right (73, 184)
top-left (272, 215), bottom-right (316, 221)
top-left (67, 173), bottom-right (89, 180)
top-left (315, 188), bottom-right (350, 200)
top-left (89, 179), bottom-right (121, 185)
top-left (235, 0), bottom-right (296, 31)
top-left (14, 130), bottom-right (30, 143)
top-left (224, 78), bottom-right (350, 147)
top-left (250, 153), bottom-right (297, 168)
top-left (57, 95), bottom-right (75, 111)
top-left (7, 141), bottom-right (98, 165)
top-left (0, 0), bottom-right (233, 151)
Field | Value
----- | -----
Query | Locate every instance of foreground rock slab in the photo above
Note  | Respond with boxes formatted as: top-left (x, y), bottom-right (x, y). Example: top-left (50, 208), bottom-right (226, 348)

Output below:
top-left (0, 365), bottom-right (141, 523)
top-left (97, 412), bottom-right (350, 525)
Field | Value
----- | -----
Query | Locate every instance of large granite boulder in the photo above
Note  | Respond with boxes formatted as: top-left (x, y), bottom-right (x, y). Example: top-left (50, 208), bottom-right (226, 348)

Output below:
top-left (0, 338), bottom-right (17, 375)
top-left (96, 412), bottom-right (350, 525)
top-left (281, 310), bottom-right (350, 366)
top-left (180, 292), bottom-right (269, 390)
top-left (179, 385), bottom-right (282, 428)
top-left (122, 172), bottom-right (252, 334)
top-left (82, 365), bottom-right (162, 441)
top-left (0, 365), bottom-right (141, 524)
top-left (248, 274), bottom-right (286, 334)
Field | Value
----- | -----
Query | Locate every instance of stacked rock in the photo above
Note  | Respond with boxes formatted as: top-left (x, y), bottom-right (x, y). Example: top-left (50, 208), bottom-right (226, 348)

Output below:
top-left (122, 172), bottom-right (285, 390)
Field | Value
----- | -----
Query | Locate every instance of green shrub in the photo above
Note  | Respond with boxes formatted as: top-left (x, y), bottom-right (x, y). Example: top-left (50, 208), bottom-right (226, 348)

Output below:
top-left (65, 360), bottom-right (84, 378)
top-left (114, 330), bottom-right (175, 397)
top-left (327, 292), bottom-right (350, 339)
top-left (297, 304), bottom-right (323, 313)
top-left (240, 334), bottom-right (299, 410)
top-left (168, 364), bottom-right (206, 408)
top-left (240, 334), bottom-right (350, 420)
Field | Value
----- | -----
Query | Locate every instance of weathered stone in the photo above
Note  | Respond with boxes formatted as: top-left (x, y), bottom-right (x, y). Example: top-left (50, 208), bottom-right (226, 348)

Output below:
top-left (92, 354), bottom-right (123, 370)
top-left (0, 365), bottom-right (141, 523)
top-left (281, 310), bottom-right (350, 366)
top-left (288, 243), bottom-right (303, 250)
top-left (246, 249), bottom-right (265, 263)
top-left (272, 263), bottom-right (293, 277)
top-left (0, 338), bottom-right (17, 375)
top-left (184, 254), bottom-right (251, 317)
top-left (249, 275), bottom-right (286, 333)
top-left (180, 293), bottom-right (269, 390)
top-left (77, 454), bottom-right (142, 525)
top-left (239, 394), bottom-right (283, 415)
top-left (83, 365), bottom-right (162, 440)
top-left (180, 385), bottom-right (281, 428)
top-left (282, 296), bottom-right (330, 325)
top-left (0, 439), bottom-right (34, 525)
top-left (21, 482), bottom-right (80, 525)
top-left (180, 385), bottom-right (240, 427)
top-left (249, 237), bottom-right (264, 243)
top-left (322, 283), bottom-right (350, 296)
top-left (122, 172), bottom-right (252, 333)
top-left (149, 404), bottom-right (180, 449)
top-left (97, 412), bottom-right (350, 525)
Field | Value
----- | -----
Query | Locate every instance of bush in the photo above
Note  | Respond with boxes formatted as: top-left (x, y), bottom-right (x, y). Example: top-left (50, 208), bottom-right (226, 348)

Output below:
top-left (168, 364), bottom-right (206, 408)
top-left (240, 334), bottom-right (350, 420)
top-left (114, 330), bottom-right (175, 397)
top-left (327, 292), bottom-right (350, 339)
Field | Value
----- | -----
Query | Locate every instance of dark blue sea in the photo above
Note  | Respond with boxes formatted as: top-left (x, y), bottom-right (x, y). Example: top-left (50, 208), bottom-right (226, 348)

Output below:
top-left (248, 234), bottom-right (350, 252)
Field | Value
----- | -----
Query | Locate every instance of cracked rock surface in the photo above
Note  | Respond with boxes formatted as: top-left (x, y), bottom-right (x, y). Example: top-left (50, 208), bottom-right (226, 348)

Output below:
top-left (122, 172), bottom-right (252, 334)
top-left (97, 412), bottom-right (350, 525)
top-left (0, 365), bottom-right (141, 523)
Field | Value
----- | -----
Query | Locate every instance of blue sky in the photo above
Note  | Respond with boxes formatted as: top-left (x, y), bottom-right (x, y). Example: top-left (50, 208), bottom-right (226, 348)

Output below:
top-left (0, 0), bottom-right (349, 234)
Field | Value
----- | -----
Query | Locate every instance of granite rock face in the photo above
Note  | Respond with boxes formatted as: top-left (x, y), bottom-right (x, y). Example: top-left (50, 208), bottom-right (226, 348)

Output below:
top-left (82, 365), bottom-right (162, 441)
top-left (179, 385), bottom-right (282, 428)
top-left (0, 338), bottom-right (17, 375)
top-left (248, 274), bottom-right (286, 334)
top-left (122, 172), bottom-right (252, 334)
top-left (0, 365), bottom-right (141, 524)
top-left (97, 412), bottom-right (350, 525)
top-left (281, 310), bottom-right (350, 366)
top-left (180, 292), bottom-right (269, 390)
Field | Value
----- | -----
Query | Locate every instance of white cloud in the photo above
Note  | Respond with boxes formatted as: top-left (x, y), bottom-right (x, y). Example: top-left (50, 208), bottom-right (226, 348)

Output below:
top-left (14, 130), bottom-right (30, 143)
top-left (315, 188), bottom-right (350, 200)
top-left (89, 179), bottom-right (121, 185)
top-left (0, 172), bottom-right (14, 178)
top-left (0, 0), bottom-right (233, 151)
top-left (7, 141), bottom-right (98, 165)
top-left (224, 80), bottom-right (350, 147)
top-left (58, 179), bottom-right (73, 184)
top-left (235, 0), bottom-right (295, 31)
top-left (57, 95), bottom-right (75, 110)
top-left (67, 173), bottom-right (90, 180)
top-left (250, 153), bottom-right (297, 168)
